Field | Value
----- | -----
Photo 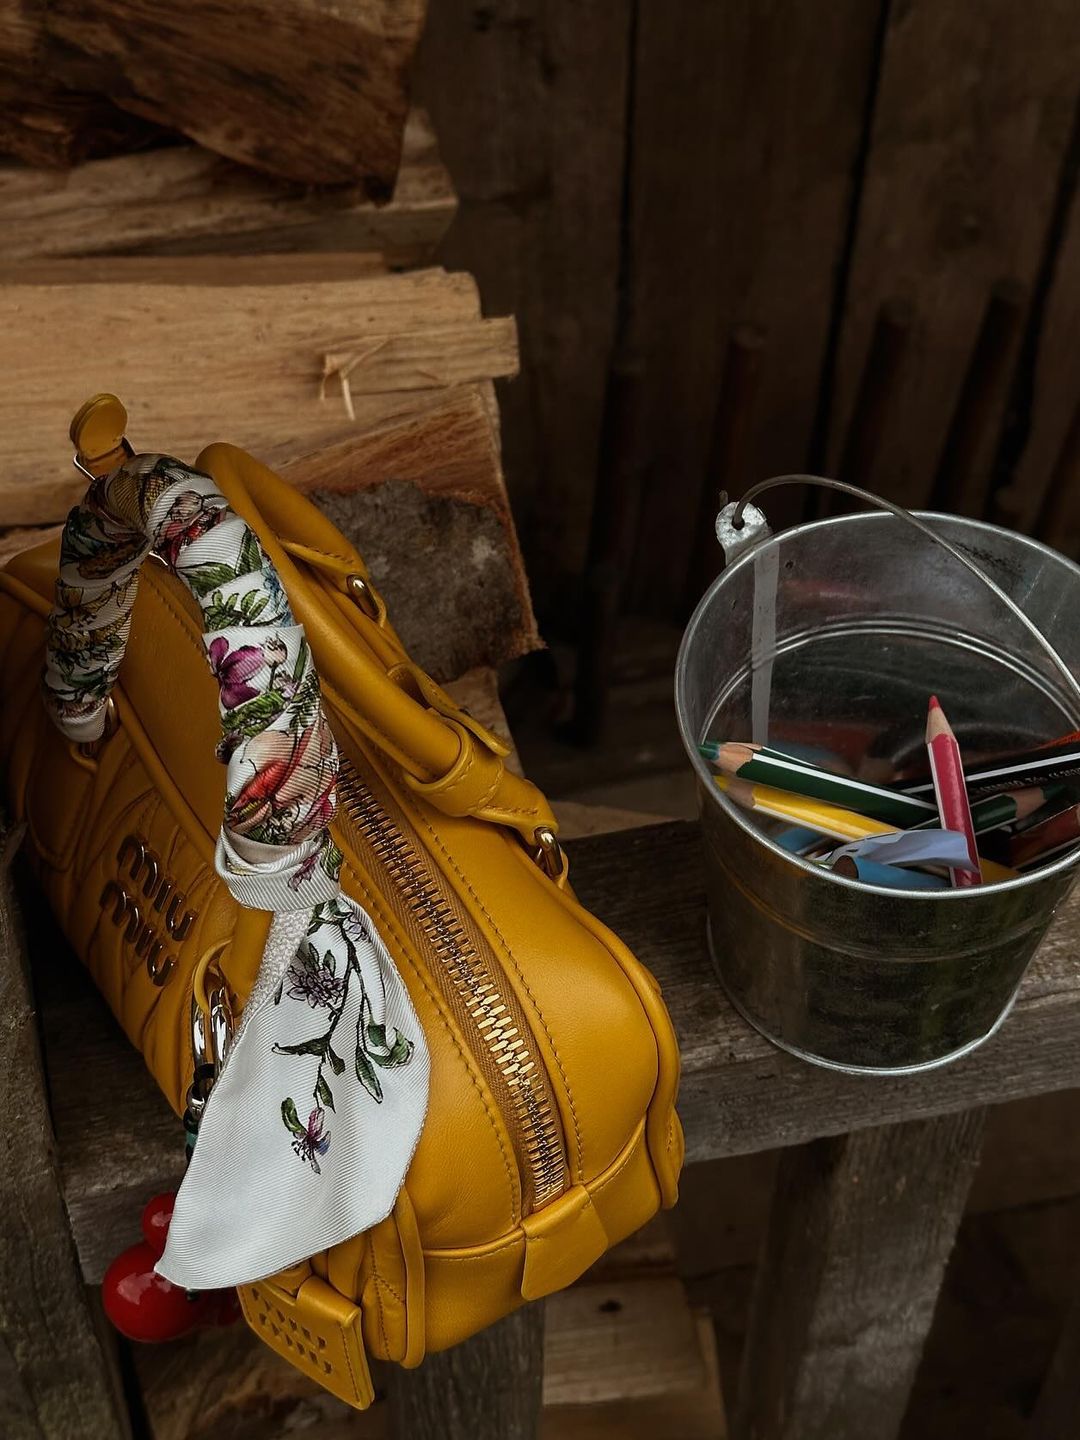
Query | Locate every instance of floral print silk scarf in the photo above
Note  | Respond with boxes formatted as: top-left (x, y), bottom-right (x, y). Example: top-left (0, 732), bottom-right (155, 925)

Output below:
top-left (44, 454), bottom-right (430, 1289)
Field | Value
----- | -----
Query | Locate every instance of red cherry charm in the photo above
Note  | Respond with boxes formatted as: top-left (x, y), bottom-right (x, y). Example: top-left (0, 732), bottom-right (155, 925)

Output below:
top-left (102, 1242), bottom-right (219, 1342)
top-left (140, 1193), bottom-right (176, 1259)
top-left (103, 1192), bottom-right (242, 1341)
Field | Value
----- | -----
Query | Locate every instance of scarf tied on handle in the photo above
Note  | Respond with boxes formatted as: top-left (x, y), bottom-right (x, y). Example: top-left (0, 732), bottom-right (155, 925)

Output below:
top-left (44, 453), bottom-right (430, 1289)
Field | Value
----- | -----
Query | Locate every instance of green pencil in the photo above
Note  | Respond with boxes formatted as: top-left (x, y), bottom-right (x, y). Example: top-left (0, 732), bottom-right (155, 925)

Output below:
top-left (911, 783), bottom-right (1067, 835)
top-left (699, 741), bottom-right (1063, 835)
top-left (699, 741), bottom-right (937, 827)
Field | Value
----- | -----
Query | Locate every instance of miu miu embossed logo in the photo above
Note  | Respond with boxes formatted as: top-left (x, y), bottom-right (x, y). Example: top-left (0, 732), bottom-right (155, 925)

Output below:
top-left (99, 835), bottom-right (198, 986)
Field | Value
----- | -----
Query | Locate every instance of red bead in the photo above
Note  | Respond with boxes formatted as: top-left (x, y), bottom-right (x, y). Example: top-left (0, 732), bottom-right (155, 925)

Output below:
top-left (103, 1192), bottom-right (242, 1341)
top-left (140, 1193), bottom-right (176, 1259)
top-left (102, 1242), bottom-right (213, 1343)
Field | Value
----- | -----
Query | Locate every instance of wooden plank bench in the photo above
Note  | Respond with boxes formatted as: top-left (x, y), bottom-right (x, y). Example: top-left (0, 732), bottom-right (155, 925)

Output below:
top-left (7, 816), bottom-right (1080, 1437)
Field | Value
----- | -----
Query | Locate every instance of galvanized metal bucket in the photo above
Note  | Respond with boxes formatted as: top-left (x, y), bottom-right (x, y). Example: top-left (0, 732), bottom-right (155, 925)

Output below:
top-left (675, 478), bottom-right (1080, 1074)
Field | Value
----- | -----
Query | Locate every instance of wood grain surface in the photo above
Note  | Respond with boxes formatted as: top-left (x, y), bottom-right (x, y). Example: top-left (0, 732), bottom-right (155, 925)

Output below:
top-left (0, 263), bottom-right (518, 524)
top-left (1010, 105), bottom-right (1080, 534)
top-left (386, 1306), bottom-right (544, 1440)
top-left (6, 0), bottom-right (425, 185)
top-left (732, 1110), bottom-right (986, 1440)
top-left (0, 832), bottom-right (131, 1440)
top-left (620, 0), bottom-right (883, 615)
top-left (415, 0), bottom-right (635, 616)
top-left (827, 0), bottom-right (1080, 510)
top-left (0, 110), bottom-right (455, 265)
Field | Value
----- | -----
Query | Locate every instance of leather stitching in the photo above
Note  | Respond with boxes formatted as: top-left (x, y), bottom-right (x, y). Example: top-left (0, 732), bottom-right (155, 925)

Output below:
top-left (143, 573), bottom-right (207, 664)
top-left (430, 740), bottom-right (477, 797)
top-left (282, 537), bottom-right (354, 567)
top-left (368, 1245), bottom-right (390, 1356)
top-left (421, 742), bottom-right (505, 814)
top-left (340, 1308), bottom-right (361, 1400)
top-left (374, 1272), bottom-right (407, 1311)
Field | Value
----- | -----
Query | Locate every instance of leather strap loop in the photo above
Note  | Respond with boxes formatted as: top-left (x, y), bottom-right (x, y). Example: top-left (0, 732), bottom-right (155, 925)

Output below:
top-left (387, 661), bottom-right (511, 759)
top-left (405, 720), bottom-right (558, 838)
top-left (405, 720), bottom-right (506, 818)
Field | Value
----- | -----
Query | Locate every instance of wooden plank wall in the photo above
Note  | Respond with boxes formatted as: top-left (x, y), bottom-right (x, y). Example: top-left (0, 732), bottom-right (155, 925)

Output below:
top-left (624, 0), bottom-right (884, 614)
top-left (418, 0), bottom-right (1080, 625)
top-left (826, 0), bottom-right (1080, 511)
top-left (415, 1), bottom-right (634, 620)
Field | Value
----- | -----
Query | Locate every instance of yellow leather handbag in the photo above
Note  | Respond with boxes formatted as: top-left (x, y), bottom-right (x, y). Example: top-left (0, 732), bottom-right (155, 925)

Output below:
top-left (0, 397), bottom-right (683, 1407)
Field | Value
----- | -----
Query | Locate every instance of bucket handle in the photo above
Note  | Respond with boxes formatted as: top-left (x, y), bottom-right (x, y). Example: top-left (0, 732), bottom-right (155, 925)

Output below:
top-left (716, 475), bottom-right (1080, 715)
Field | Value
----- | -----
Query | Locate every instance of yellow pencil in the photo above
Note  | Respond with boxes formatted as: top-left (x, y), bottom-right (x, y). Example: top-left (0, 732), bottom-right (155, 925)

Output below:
top-left (714, 775), bottom-right (1017, 883)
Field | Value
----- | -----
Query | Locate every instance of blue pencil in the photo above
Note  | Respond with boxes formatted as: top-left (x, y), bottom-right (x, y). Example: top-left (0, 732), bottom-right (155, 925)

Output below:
top-left (830, 855), bottom-right (947, 890)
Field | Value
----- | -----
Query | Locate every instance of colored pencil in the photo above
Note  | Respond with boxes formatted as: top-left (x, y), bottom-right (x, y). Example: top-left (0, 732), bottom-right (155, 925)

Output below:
top-left (699, 740), bottom-right (938, 827)
top-left (774, 826), bottom-right (823, 854)
top-left (1009, 804), bottom-right (1080, 869)
top-left (903, 733), bottom-right (1080, 799)
top-left (1011, 784), bottom-right (1076, 832)
top-left (911, 784), bottom-right (1065, 836)
top-left (702, 740), bottom-right (1058, 834)
top-left (926, 696), bottom-right (981, 887)
top-left (829, 855), bottom-right (948, 890)
top-left (714, 774), bottom-right (1016, 882)
top-left (716, 773), bottom-right (899, 842)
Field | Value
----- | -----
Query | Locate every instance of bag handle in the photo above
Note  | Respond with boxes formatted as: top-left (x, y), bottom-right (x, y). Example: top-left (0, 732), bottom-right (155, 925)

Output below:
top-left (50, 396), bottom-right (562, 869)
top-left (192, 438), bottom-right (561, 857)
top-left (45, 405), bottom-right (342, 890)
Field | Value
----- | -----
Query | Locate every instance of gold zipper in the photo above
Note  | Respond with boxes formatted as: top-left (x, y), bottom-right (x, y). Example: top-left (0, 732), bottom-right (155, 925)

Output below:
top-left (335, 748), bottom-right (568, 1216)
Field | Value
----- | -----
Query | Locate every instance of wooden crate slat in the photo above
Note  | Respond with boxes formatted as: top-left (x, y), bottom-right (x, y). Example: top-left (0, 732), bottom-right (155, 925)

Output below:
top-left (1011, 157), bottom-right (1080, 535)
top-left (732, 1110), bottom-right (987, 1440)
top-left (542, 1278), bottom-right (705, 1407)
top-left (0, 834), bottom-right (131, 1439)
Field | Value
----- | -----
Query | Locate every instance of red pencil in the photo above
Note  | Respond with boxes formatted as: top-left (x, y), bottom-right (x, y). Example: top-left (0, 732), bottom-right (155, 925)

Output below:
top-left (926, 696), bottom-right (982, 887)
top-left (1010, 803), bottom-right (1080, 869)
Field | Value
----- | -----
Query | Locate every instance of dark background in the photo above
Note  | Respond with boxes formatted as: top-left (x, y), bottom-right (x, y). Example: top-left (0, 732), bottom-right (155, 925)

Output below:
top-left (417, 0), bottom-right (1080, 639)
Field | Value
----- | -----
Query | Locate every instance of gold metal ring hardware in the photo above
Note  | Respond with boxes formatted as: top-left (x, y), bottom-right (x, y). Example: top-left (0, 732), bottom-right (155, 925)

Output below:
top-left (345, 572), bottom-right (381, 620)
top-left (532, 826), bottom-right (567, 883)
top-left (78, 695), bottom-right (119, 759)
